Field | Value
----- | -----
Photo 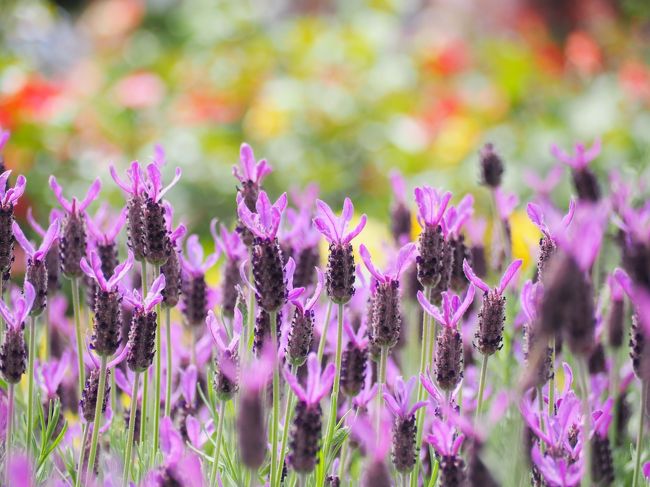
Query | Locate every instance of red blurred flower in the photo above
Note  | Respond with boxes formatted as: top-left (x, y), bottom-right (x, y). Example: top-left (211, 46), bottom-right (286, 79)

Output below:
top-left (0, 77), bottom-right (61, 128)
top-left (619, 61), bottom-right (650, 103)
top-left (565, 31), bottom-right (602, 76)
top-left (424, 40), bottom-right (470, 77)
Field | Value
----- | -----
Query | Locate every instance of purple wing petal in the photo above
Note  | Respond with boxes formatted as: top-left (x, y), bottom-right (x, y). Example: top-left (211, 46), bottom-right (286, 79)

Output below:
top-left (526, 203), bottom-right (548, 235)
top-left (34, 218), bottom-right (59, 260)
top-left (283, 365), bottom-right (307, 402)
top-left (417, 291), bottom-right (445, 325)
top-left (48, 176), bottom-right (72, 214)
top-left (450, 284), bottom-right (475, 327)
top-left (343, 214), bottom-right (367, 243)
top-left (78, 178), bottom-right (102, 213)
top-left (462, 259), bottom-right (490, 293)
top-left (305, 268), bottom-right (324, 311)
top-left (26, 208), bottom-right (46, 237)
top-left (316, 199), bottom-right (341, 242)
top-left (110, 165), bottom-right (132, 194)
top-left (157, 167), bottom-right (182, 202)
top-left (359, 244), bottom-right (384, 282)
top-left (239, 143), bottom-right (256, 180)
top-left (497, 259), bottom-right (522, 294)
top-left (108, 251), bottom-right (134, 290)
top-left (340, 197), bottom-right (354, 238)
top-left (12, 221), bottom-right (35, 257)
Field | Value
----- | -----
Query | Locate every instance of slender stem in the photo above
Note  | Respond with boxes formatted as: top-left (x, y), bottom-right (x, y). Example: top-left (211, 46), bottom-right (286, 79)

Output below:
top-left (76, 423), bottom-right (89, 487)
top-left (337, 397), bottom-right (352, 479)
top-left (26, 315), bottom-right (36, 456)
top-left (122, 372), bottom-right (141, 487)
top-left (86, 356), bottom-right (108, 479)
top-left (316, 301), bottom-right (333, 363)
top-left (548, 337), bottom-right (556, 416)
top-left (322, 302), bottom-right (344, 479)
top-left (276, 364), bottom-right (297, 487)
top-left (43, 306), bottom-right (50, 360)
top-left (141, 261), bottom-right (149, 295)
top-left (376, 346), bottom-right (388, 435)
top-left (429, 318), bottom-right (437, 368)
top-left (411, 286), bottom-right (431, 487)
top-left (475, 354), bottom-right (489, 419)
top-left (270, 311), bottom-right (280, 487)
top-left (153, 265), bottom-right (162, 457)
top-left (140, 370), bottom-right (149, 445)
top-left (210, 401), bottom-right (226, 487)
top-left (71, 278), bottom-right (85, 396)
top-left (632, 380), bottom-right (648, 487)
top-left (165, 306), bottom-right (172, 417)
top-left (577, 359), bottom-right (592, 487)
top-left (4, 384), bottom-right (14, 484)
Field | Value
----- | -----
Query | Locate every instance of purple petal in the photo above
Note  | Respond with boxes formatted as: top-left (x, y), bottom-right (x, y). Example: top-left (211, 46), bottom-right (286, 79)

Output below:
top-left (339, 197), bottom-right (354, 238)
top-left (393, 242), bottom-right (416, 279)
top-left (389, 170), bottom-right (407, 202)
top-left (462, 259), bottom-right (490, 293)
top-left (450, 284), bottom-right (475, 327)
top-left (78, 178), bottom-right (102, 213)
top-left (48, 176), bottom-right (72, 214)
top-left (642, 462), bottom-right (650, 480)
top-left (316, 199), bottom-right (341, 242)
top-left (550, 144), bottom-right (574, 167)
top-left (110, 165), bottom-right (133, 194)
top-left (417, 291), bottom-right (445, 325)
top-left (359, 244), bottom-right (384, 282)
top-left (343, 214), bottom-right (367, 243)
top-left (146, 163), bottom-right (162, 201)
top-left (0, 130), bottom-right (10, 151)
top-left (181, 365), bottom-right (198, 405)
top-left (305, 268), bottom-right (324, 311)
top-left (107, 251), bottom-right (134, 290)
top-left (313, 217), bottom-right (335, 243)
top-left (526, 203), bottom-right (548, 235)
top-left (26, 208), bottom-right (46, 237)
top-left (34, 218), bottom-right (59, 260)
top-left (12, 221), bottom-right (35, 257)
top-left (283, 365), bottom-right (307, 402)
top-left (313, 362), bottom-right (335, 404)
top-left (497, 259), bottom-right (522, 294)
top-left (561, 198), bottom-right (576, 228)
top-left (239, 143), bottom-right (256, 180)
top-left (157, 167), bottom-right (182, 202)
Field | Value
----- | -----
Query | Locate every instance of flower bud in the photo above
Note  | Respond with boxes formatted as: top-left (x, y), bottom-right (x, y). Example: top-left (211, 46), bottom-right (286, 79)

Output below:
top-left (252, 237), bottom-right (286, 312)
top-left (0, 327), bottom-right (27, 383)
top-left (60, 213), bottom-right (86, 278)
top-left (475, 290), bottom-right (506, 356)
top-left (80, 368), bottom-right (111, 423)
top-left (237, 390), bottom-right (266, 469)
top-left (479, 143), bottom-right (504, 188)
top-left (127, 311), bottom-right (157, 372)
top-left (391, 414), bottom-right (417, 473)
top-left (435, 326), bottom-right (463, 391)
top-left (92, 290), bottom-right (123, 357)
top-left (326, 242), bottom-right (355, 305)
top-left (127, 195), bottom-right (146, 261)
top-left (289, 401), bottom-right (322, 473)
top-left (144, 198), bottom-right (172, 266)
top-left (286, 308), bottom-right (314, 367)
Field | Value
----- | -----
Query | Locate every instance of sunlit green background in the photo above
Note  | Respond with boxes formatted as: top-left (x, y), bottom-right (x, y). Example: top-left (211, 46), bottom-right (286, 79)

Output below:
top-left (2, 0), bottom-right (650, 241)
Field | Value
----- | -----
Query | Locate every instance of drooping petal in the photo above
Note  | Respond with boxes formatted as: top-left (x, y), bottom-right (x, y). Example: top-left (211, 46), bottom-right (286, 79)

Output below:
top-left (282, 366), bottom-right (307, 402)
top-left (34, 219), bottom-right (59, 260)
top-left (181, 365), bottom-right (198, 405)
top-left (526, 203), bottom-right (549, 235)
top-left (304, 268), bottom-right (324, 311)
top-left (107, 251), bottom-right (134, 290)
top-left (26, 208), bottom-right (46, 237)
top-left (315, 199), bottom-right (341, 242)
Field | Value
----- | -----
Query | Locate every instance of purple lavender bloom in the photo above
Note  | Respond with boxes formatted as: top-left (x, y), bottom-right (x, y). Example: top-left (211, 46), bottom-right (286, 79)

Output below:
top-left (427, 418), bottom-right (467, 486)
top-left (111, 161), bottom-right (148, 261)
top-left (618, 203), bottom-right (650, 289)
top-left (149, 416), bottom-right (203, 487)
top-left (27, 208), bottom-right (62, 293)
top-left (159, 202), bottom-right (186, 308)
top-left (524, 164), bottom-right (564, 201)
top-left (531, 445), bottom-right (583, 487)
top-left (0, 283), bottom-right (35, 383)
top-left (211, 220), bottom-right (246, 317)
top-left (281, 206), bottom-right (321, 288)
top-left (0, 170), bottom-right (27, 281)
top-left (590, 399), bottom-right (614, 484)
top-left (37, 351), bottom-right (70, 401)
top-left (418, 285), bottom-right (475, 390)
top-left (284, 352), bottom-right (335, 473)
top-left (551, 138), bottom-right (602, 201)
top-left (5, 454), bottom-right (34, 487)
top-left (353, 415), bottom-right (393, 487)
top-left (207, 308), bottom-right (241, 400)
top-left (13, 218), bottom-right (59, 315)
top-left (527, 199), bottom-right (575, 280)
top-left (383, 376), bottom-right (427, 472)
top-left (233, 142), bottom-right (272, 212)
top-left (353, 361), bottom-right (379, 413)
top-left (285, 268), bottom-right (323, 366)
top-left (520, 280), bottom-right (554, 389)
top-left (0, 170), bottom-right (27, 209)
top-left (49, 176), bottom-right (101, 278)
top-left (181, 234), bottom-right (217, 327)
top-left (0, 129), bottom-right (9, 173)
top-left (464, 258), bottom-right (522, 356)
top-left (237, 190), bottom-right (287, 242)
top-left (314, 197), bottom-right (367, 304)
top-left (605, 274), bottom-right (625, 348)
top-left (360, 242), bottom-right (416, 349)
top-left (340, 320), bottom-right (369, 397)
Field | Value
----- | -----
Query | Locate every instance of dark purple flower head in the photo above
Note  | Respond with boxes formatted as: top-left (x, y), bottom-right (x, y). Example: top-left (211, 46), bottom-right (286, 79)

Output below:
top-left (289, 267), bottom-right (324, 314)
top-left (463, 258), bottom-right (522, 296)
top-left (414, 185), bottom-right (452, 229)
top-left (143, 163), bottom-right (182, 203)
top-left (12, 219), bottom-right (58, 262)
top-left (232, 143), bottom-right (272, 185)
top-left (551, 138), bottom-right (601, 170)
top-left (181, 234), bottom-right (218, 278)
top-left (49, 176), bottom-right (101, 216)
top-left (427, 418), bottom-right (464, 457)
top-left (284, 352), bottom-right (335, 406)
top-left (383, 376), bottom-right (427, 420)
top-left (211, 220), bottom-right (246, 262)
top-left (0, 282), bottom-right (35, 331)
top-left (0, 170), bottom-right (26, 208)
top-left (37, 351), bottom-right (70, 400)
top-left (80, 249), bottom-right (134, 293)
top-left (417, 285), bottom-right (475, 329)
top-left (237, 190), bottom-right (287, 241)
top-left (123, 274), bottom-right (166, 313)
top-left (110, 161), bottom-right (146, 197)
top-left (85, 204), bottom-right (127, 247)
top-left (359, 242), bottom-right (416, 284)
top-left (313, 197), bottom-right (367, 245)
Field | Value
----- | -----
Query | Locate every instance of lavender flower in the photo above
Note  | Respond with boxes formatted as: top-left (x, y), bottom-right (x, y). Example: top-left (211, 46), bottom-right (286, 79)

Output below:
top-left (360, 242), bottom-right (416, 350)
top-left (238, 190), bottom-right (288, 312)
top-left (181, 234), bottom-right (217, 327)
top-left (353, 415), bottom-right (393, 487)
top-left (605, 274), bottom-right (625, 348)
top-left (12, 218), bottom-right (59, 315)
top-left (211, 220), bottom-right (246, 317)
top-left (80, 250), bottom-right (133, 356)
top-left (520, 280), bottom-right (553, 389)
top-left (27, 208), bottom-right (62, 293)
top-left (161, 202), bottom-right (186, 308)
top-left (313, 197), bottom-right (367, 304)
top-left (0, 283), bottom-right (35, 383)
top-left (443, 194), bottom-right (474, 291)
top-left (110, 161), bottom-right (147, 260)
top-left (286, 268), bottom-right (323, 366)
top-left (206, 308), bottom-right (241, 400)
top-left (464, 258), bottom-right (522, 356)
top-left (551, 138), bottom-right (601, 201)
top-left (150, 416), bottom-right (203, 486)
top-left (478, 143), bottom-right (504, 188)
top-left (340, 320), bottom-right (369, 397)
top-left (427, 418), bottom-right (467, 487)
top-left (383, 376), bottom-right (427, 472)
top-left (590, 399), bottom-right (614, 485)
top-left (418, 284), bottom-right (475, 390)
top-left (49, 176), bottom-right (101, 278)
top-left (0, 170), bottom-right (27, 281)
top-left (0, 130), bottom-right (9, 174)
top-left (284, 352), bottom-right (335, 472)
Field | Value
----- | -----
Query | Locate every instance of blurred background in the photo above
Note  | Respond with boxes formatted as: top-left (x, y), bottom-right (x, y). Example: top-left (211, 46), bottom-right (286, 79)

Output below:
top-left (1, 0), bottom-right (650, 244)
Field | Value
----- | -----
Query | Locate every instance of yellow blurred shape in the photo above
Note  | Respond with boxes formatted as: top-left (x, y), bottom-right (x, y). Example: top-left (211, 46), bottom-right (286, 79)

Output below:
top-left (430, 116), bottom-right (481, 167)
top-left (510, 209), bottom-right (540, 271)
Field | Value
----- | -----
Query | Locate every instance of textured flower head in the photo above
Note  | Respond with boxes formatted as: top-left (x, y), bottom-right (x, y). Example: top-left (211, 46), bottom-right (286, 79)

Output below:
top-left (210, 220), bottom-right (246, 262)
top-left (313, 197), bottom-right (367, 245)
top-left (110, 161), bottom-right (145, 197)
top-left (80, 249), bottom-right (134, 293)
top-left (531, 444), bottom-right (583, 487)
top-left (232, 143), bottom-right (272, 184)
top-left (0, 282), bottom-right (35, 330)
top-left (552, 204), bottom-right (606, 272)
top-left (0, 170), bottom-right (26, 208)
top-left (283, 352), bottom-right (335, 406)
top-left (85, 204), bottom-right (127, 246)
top-left (144, 162), bottom-right (182, 203)
top-left (181, 234), bottom-right (218, 277)
top-left (359, 242), bottom-right (416, 284)
top-left (26, 207), bottom-right (61, 238)
top-left (463, 258), bottom-right (522, 295)
top-left (237, 190), bottom-right (287, 240)
top-left (49, 176), bottom-right (101, 216)
top-left (550, 138), bottom-right (601, 170)
top-left (414, 185), bottom-right (452, 228)
top-left (526, 199), bottom-right (575, 239)
top-left (12, 219), bottom-right (59, 262)
top-left (289, 267), bottom-right (324, 314)
top-left (123, 274), bottom-right (166, 313)
top-left (417, 284), bottom-right (475, 329)
top-left (383, 376), bottom-right (427, 419)
top-left (427, 417), bottom-right (464, 457)
top-left (37, 351), bottom-right (70, 400)
top-left (614, 268), bottom-right (650, 334)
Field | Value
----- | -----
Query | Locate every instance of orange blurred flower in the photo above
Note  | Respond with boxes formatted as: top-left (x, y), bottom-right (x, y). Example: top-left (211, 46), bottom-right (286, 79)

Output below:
top-left (619, 61), bottom-right (650, 103)
top-left (565, 31), bottom-right (602, 76)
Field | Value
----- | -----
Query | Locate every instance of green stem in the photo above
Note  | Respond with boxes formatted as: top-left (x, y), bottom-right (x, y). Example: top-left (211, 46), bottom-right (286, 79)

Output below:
top-left (337, 397), bottom-right (352, 480)
top-left (322, 302), bottom-right (344, 482)
top-left (140, 370), bottom-right (149, 445)
top-left (475, 354), bottom-right (489, 419)
top-left (210, 401), bottom-right (226, 487)
top-left (122, 372), bottom-right (141, 487)
top-left (270, 311), bottom-right (280, 487)
top-left (76, 422), bottom-right (89, 487)
top-left (5, 384), bottom-right (14, 484)
top-left (71, 278), bottom-right (85, 397)
top-left (316, 301), bottom-right (333, 363)
top-left (632, 380), bottom-right (647, 487)
top-left (43, 306), bottom-right (50, 360)
top-left (153, 265), bottom-right (162, 457)
top-left (165, 306), bottom-right (172, 417)
top-left (26, 315), bottom-right (36, 456)
top-left (86, 356), bottom-right (108, 480)
top-left (376, 346), bottom-right (388, 434)
top-left (548, 336), bottom-right (555, 416)
top-left (276, 365), bottom-right (297, 487)
top-left (411, 286), bottom-right (431, 487)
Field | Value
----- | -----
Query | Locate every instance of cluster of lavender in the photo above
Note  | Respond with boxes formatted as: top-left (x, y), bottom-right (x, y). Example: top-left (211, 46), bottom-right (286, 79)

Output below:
top-left (0, 127), bottom-right (649, 487)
